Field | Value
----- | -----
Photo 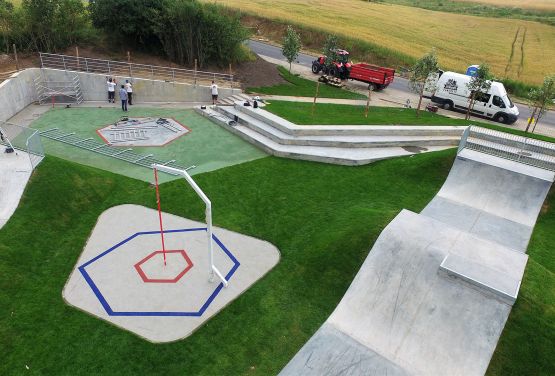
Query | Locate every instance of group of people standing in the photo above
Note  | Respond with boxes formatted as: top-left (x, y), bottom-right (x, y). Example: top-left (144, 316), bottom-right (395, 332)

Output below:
top-left (107, 77), bottom-right (133, 111)
top-left (106, 77), bottom-right (220, 111)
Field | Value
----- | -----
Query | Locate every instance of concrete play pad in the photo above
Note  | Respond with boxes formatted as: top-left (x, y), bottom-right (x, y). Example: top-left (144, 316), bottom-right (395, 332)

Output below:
top-left (63, 204), bottom-right (280, 342)
top-left (97, 117), bottom-right (190, 147)
top-left (0, 150), bottom-right (32, 229)
top-left (280, 129), bottom-right (555, 375)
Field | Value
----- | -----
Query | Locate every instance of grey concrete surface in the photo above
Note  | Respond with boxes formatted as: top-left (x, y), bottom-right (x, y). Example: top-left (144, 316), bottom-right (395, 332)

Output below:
top-left (63, 204), bottom-right (280, 343)
top-left (0, 150), bottom-right (32, 229)
top-left (0, 69), bottom-right (38, 123)
top-left (280, 323), bottom-right (410, 376)
top-left (282, 210), bottom-right (515, 376)
top-left (41, 68), bottom-right (237, 103)
top-left (97, 117), bottom-right (190, 147)
top-left (422, 149), bottom-right (554, 251)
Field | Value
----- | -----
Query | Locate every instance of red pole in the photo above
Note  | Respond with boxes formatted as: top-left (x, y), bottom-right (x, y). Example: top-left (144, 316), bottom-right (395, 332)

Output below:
top-left (154, 168), bottom-right (167, 266)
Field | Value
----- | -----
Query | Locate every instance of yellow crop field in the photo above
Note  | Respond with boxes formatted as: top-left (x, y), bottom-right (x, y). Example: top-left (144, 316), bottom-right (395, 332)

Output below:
top-left (208, 0), bottom-right (555, 85)
top-left (458, 0), bottom-right (555, 11)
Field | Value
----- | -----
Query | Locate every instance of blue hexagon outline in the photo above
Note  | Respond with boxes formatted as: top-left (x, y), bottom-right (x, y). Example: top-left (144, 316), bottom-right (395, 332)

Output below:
top-left (78, 227), bottom-right (240, 316)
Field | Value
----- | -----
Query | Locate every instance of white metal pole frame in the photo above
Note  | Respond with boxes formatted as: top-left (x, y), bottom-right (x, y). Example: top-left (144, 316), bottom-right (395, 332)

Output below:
top-left (151, 164), bottom-right (228, 287)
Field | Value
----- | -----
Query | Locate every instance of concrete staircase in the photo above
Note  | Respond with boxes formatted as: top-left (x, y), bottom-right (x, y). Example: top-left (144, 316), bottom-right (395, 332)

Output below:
top-left (217, 93), bottom-right (254, 106)
top-left (196, 102), bottom-right (467, 166)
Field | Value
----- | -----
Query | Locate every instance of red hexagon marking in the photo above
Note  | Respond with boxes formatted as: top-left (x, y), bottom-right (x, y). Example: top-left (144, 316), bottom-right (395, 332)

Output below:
top-left (134, 250), bottom-right (193, 283)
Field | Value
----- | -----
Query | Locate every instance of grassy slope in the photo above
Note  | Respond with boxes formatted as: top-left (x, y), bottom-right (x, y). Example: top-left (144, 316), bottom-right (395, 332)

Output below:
top-left (264, 100), bottom-right (555, 142)
top-left (1, 153), bottom-right (553, 375)
top-left (208, 0), bottom-right (555, 85)
top-left (247, 66), bottom-right (366, 99)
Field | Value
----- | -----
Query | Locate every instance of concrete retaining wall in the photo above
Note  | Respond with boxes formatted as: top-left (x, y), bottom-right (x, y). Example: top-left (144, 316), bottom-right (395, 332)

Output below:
top-left (41, 68), bottom-right (237, 103)
top-left (0, 68), bottom-right (39, 123)
top-left (0, 67), bottom-right (238, 122)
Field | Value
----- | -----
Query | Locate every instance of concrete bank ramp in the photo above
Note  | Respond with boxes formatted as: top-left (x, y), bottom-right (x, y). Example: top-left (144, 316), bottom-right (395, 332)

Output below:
top-left (280, 128), bottom-right (555, 376)
top-left (422, 149), bottom-right (554, 251)
top-left (0, 151), bottom-right (32, 229)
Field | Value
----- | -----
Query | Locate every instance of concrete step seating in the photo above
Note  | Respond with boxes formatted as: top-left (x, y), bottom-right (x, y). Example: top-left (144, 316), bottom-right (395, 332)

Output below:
top-left (197, 102), bottom-right (466, 165)
top-left (217, 93), bottom-right (253, 106)
top-left (217, 105), bottom-right (461, 149)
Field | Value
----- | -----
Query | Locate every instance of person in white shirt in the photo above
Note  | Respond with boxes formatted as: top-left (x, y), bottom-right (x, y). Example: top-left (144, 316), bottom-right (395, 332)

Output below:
top-left (107, 78), bottom-right (116, 103)
top-left (125, 80), bottom-right (133, 105)
top-left (211, 81), bottom-right (218, 105)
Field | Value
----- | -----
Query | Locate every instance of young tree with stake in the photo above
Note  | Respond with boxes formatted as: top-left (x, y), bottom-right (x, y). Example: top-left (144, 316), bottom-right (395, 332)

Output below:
top-left (322, 34), bottom-right (339, 72)
top-left (465, 64), bottom-right (492, 120)
top-left (526, 75), bottom-right (555, 133)
top-left (409, 49), bottom-right (439, 117)
top-left (282, 25), bottom-right (301, 73)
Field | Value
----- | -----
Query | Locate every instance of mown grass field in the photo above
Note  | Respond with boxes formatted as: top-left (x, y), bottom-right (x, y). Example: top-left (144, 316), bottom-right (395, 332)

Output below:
top-left (459, 0), bottom-right (555, 10)
top-left (209, 0), bottom-right (555, 85)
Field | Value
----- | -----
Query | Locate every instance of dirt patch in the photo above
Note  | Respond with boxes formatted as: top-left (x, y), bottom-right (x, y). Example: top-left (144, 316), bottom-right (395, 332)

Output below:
top-left (233, 56), bottom-right (286, 89)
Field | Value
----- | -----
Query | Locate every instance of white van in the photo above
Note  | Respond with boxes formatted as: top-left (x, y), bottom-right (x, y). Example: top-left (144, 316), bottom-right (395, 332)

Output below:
top-left (429, 71), bottom-right (519, 124)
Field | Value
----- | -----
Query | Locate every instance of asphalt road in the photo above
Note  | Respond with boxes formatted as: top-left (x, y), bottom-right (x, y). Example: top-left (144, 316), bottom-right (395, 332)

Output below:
top-left (247, 40), bottom-right (555, 131)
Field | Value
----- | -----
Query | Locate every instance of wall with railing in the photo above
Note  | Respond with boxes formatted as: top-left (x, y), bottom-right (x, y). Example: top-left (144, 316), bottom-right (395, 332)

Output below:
top-left (39, 53), bottom-right (234, 87)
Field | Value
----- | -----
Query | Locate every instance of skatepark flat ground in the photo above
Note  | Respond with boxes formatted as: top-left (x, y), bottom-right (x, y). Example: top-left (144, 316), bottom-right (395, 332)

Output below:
top-left (63, 204), bottom-right (280, 342)
top-left (28, 107), bottom-right (266, 183)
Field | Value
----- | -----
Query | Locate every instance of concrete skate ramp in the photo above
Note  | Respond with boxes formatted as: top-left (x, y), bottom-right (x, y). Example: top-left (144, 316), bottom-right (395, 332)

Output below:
top-left (0, 151), bottom-right (32, 229)
top-left (280, 148), bottom-right (554, 376)
top-left (422, 149), bottom-right (554, 251)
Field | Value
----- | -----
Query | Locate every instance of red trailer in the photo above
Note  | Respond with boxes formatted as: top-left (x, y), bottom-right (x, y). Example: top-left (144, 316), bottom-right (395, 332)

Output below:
top-left (347, 63), bottom-right (395, 91)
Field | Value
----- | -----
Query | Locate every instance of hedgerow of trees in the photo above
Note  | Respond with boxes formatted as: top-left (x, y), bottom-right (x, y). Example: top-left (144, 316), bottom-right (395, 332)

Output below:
top-left (0, 0), bottom-right (247, 68)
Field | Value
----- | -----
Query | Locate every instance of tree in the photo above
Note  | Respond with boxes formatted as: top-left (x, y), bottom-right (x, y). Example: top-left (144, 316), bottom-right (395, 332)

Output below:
top-left (322, 34), bottom-right (339, 71)
top-left (408, 49), bottom-right (439, 117)
top-left (90, 0), bottom-right (165, 47)
top-left (526, 75), bottom-right (555, 133)
top-left (155, 0), bottom-right (247, 67)
top-left (465, 63), bottom-right (492, 120)
top-left (0, 0), bottom-right (14, 52)
top-left (282, 25), bottom-right (300, 72)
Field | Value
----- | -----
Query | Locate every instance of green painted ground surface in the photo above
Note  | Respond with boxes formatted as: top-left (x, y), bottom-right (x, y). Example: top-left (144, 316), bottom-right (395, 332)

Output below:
top-left (30, 107), bottom-right (266, 182)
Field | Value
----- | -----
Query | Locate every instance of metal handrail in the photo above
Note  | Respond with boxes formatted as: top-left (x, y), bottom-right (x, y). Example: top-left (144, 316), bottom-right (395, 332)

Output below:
top-left (39, 52), bottom-right (234, 86)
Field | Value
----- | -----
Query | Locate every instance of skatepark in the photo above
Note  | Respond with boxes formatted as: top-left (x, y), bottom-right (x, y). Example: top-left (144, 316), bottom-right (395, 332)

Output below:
top-left (1, 58), bottom-right (554, 375)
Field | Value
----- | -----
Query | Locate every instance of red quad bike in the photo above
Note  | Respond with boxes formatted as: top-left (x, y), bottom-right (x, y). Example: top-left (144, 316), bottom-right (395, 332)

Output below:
top-left (311, 49), bottom-right (352, 79)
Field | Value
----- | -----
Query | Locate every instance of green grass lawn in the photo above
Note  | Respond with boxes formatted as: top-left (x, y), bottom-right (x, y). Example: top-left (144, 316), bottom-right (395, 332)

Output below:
top-left (264, 100), bottom-right (555, 143)
top-left (247, 66), bottom-right (366, 100)
top-left (1, 152), bottom-right (553, 375)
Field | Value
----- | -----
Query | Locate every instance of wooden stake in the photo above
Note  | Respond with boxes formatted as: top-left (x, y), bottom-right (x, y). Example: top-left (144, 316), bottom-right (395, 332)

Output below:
top-left (127, 51), bottom-right (131, 63)
top-left (229, 63), bottom-right (233, 90)
top-left (194, 59), bottom-right (197, 86)
top-left (13, 44), bottom-right (19, 71)
top-left (365, 89), bottom-right (371, 118)
top-left (312, 82), bottom-right (320, 116)
top-left (76, 46), bottom-right (79, 69)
